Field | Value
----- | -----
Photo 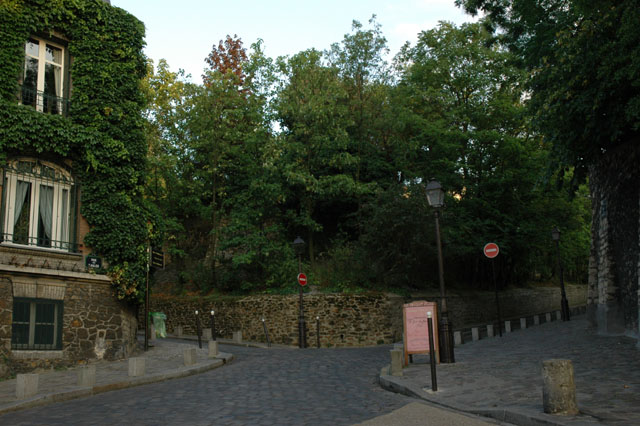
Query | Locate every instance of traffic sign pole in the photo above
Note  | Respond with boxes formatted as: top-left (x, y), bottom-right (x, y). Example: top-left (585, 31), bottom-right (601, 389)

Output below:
top-left (484, 243), bottom-right (503, 337)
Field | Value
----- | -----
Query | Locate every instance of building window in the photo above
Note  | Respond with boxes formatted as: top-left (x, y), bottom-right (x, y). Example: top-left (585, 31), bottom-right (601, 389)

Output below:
top-left (20, 36), bottom-right (68, 115)
top-left (11, 298), bottom-right (63, 350)
top-left (1, 159), bottom-right (77, 252)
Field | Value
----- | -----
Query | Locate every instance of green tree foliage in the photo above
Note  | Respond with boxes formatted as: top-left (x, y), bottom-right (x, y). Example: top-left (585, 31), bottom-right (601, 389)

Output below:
top-left (457, 0), bottom-right (640, 173)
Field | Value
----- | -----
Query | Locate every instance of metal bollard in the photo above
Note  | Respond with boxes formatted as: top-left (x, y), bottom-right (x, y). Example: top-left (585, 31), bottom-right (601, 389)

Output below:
top-left (427, 312), bottom-right (437, 391)
top-left (210, 310), bottom-right (216, 341)
top-left (262, 318), bottom-right (271, 347)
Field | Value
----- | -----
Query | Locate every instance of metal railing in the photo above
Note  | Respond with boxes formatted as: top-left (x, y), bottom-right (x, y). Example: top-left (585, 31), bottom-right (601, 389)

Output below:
top-left (1, 232), bottom-right (79, 253)
top-left (19, 85), bottom-right (70, 116)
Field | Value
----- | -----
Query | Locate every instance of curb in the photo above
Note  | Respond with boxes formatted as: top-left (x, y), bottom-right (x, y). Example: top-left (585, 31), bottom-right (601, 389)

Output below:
top-left (378, 367), bottom-right (601, 426)
top-left (0, 352), bottom-right (233, 416)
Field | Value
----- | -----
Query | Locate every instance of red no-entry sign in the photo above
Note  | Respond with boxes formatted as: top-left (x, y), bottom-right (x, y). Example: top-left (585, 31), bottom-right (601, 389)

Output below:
top-left (483, 243), bottom-right (499, 259)
top-left (297, 273), bottom-right (307, 286)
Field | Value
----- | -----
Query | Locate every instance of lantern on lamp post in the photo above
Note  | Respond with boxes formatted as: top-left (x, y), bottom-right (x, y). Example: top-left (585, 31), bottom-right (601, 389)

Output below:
top-left (425, 179), bottom-right (455, 363)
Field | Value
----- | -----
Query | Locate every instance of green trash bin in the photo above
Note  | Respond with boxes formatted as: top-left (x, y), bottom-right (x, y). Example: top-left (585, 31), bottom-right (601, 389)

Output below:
top-left (150, 312), bottom-right (167, 338)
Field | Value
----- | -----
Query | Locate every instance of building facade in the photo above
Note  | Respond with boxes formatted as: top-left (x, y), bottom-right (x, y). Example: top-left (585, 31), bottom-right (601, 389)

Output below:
top-left (0, 0), bottom-right (147, 376)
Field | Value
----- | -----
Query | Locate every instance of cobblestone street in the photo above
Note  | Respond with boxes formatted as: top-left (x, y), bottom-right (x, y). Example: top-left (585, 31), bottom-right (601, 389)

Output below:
top-left (1, 343), bottom-right (414, 425)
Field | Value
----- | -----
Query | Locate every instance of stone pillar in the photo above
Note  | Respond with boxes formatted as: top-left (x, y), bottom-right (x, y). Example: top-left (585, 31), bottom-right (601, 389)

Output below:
top-left (149, 323), bottom-right (156, 343)
top-left (472, 327), bottom-right (480, 341)
top-left (208, 340), bottom-right (219, 358)
top-left (175, 325), bottom-right (183, 337)
top-left (534, 315), bottom-right (540, 326)
top-left (520, 318), bottom-right (527, 329)
top-left (556, 311), bottom-right (562, 321)
top-left (505, 320), bottom-right (511, 333)
top-left (16, 374), bottom-right (38, 399)
top-left (128, 357), bottom-right (145, 377)
top-left (487, 324), bottom-right (494, 338)
top-left (202, 328), bottom-right (212, 340)
top-left (454, 331), bottom-right (462, 346)
top-left (233, 330), bottom-right (242, 343)
top-left (542, 359), bottom-right (579, 415)
top-left (390, 349), bottom-right (403, 376)
top-left (546, 312), bottom-right (552, 323)
top-left (184, 347), bottom-right (197, 366)
top-left (77, 365), bottom-right (96, 387)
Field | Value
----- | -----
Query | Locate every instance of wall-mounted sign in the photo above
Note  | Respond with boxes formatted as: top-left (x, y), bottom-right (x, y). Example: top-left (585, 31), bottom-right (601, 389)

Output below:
top-left (86, 255), bottom-right (102, 269)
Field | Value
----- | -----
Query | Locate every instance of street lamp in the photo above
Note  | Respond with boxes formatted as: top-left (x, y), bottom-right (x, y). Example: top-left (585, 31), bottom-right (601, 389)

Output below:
top-left (552, 227), bottom-right (571, 321)
top-left (293, 236), bottom-right (307, 348)
top-left (425, 179), bottom-right (455, 363)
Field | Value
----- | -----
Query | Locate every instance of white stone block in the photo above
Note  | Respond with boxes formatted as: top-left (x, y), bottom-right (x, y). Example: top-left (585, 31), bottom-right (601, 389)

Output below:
top-left (390, 349), bottom-right (403, 376)
top-left (208, 340), bottom-right (219, 358)
top-left (534, 315), bottom-right (540, 325)
top-left (184, 347), bottom-right (197, 366)
top-left (520, 318), bottom-right (527, 329)
top-left (202, 328), bottom-right (212, 340)
top-left (77, 365), bottom-right (96, 387)
top-left (546, 312), bottom-right (552, 322)
top-left (175, 325), bottom-right (183, 336)
top-left (128, 357), bottom-right (146, 377)
top-left (505, 320), bottom-right (511, 333)
top-left (556, 311), bottom-right (562, 321)
top-left (149, 323), bottom-right (156, 342)
top-left (487, 324), bottom-right (494, 338)
top-left (233, 330), bottom-right (242, 343)
top-left (454, 331), bottom-right (462, 346)
top-left (16, 374), bottom-right (38, 399)
top-left (472, 327), bottom-right (480, 341)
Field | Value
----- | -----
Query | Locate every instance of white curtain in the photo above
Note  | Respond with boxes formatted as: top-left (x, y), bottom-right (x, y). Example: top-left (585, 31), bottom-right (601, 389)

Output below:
top-left (39, 185), bottom-right (53, 240)
top-left (13, 180), bottom-right (30, 227)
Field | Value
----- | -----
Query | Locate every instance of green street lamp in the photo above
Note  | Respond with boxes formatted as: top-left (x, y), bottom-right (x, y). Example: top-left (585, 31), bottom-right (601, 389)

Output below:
top-left (425, 179), bottom-right (455, 363)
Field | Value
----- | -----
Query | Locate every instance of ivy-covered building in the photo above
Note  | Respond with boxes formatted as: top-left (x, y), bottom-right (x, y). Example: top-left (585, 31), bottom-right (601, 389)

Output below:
top-left (0, 0), bottom-right (149, 376)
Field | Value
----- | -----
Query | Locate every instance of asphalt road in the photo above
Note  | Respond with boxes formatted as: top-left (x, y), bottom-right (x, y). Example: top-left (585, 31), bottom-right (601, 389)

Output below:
top-left (2, 342), bottom-right (416, 425)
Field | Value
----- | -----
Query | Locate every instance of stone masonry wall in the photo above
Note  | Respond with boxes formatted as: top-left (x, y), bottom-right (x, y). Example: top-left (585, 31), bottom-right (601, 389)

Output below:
top-left (148, 285), bottom-right (587, 347)
top-left (0, 273), bottom-right (138, 376)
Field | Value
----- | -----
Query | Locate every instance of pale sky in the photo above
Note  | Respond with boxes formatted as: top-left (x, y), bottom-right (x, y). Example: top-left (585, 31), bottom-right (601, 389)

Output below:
top-left (113, 0), bottom-right (478, 83)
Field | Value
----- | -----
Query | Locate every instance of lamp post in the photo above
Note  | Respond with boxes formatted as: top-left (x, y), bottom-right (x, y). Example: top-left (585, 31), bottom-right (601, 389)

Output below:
top-left (552, 227), bottom-right (571, 321)
top-left (293, 236), bottom-right (307, 348)
top-left (425, 179), bottom-right (455, 363)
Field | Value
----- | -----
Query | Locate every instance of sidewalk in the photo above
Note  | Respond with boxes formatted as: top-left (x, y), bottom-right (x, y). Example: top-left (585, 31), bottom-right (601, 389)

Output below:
top-left (0, 337), bottom-right (232, 415)
top-left (380, 316), bottom-right (640, 426)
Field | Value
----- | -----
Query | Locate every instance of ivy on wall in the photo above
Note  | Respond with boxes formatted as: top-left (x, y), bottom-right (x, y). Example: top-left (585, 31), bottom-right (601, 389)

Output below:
top-left (0, 0), bottom-right (150, 302)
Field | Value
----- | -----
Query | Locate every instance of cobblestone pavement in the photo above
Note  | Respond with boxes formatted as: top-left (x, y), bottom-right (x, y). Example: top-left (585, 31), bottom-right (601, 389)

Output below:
top-left (382, 316), bottom-right (640, 425)
top-left (1, 343), bottom-right (420, 425)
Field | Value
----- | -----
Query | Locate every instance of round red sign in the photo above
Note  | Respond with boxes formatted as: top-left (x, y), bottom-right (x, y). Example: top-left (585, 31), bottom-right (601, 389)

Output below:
top-left (297, 273), bottom-right (307, 286)
top-left (483, 243), bottom-right (499, 259)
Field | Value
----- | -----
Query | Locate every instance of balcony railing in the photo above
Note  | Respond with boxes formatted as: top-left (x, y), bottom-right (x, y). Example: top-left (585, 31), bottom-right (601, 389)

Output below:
top-left (1, 232), bottom-right (79, 254)
top-left (19, 85), bottom-right (70, 116)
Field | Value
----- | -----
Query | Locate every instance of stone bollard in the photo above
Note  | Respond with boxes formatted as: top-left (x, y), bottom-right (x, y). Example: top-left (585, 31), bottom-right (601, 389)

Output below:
top-left (556, 311), bottom-right (562, 321)
top-left (233, 330), bottom-right (242, 343)
top-left (128, 357), bottom-right (146, 377)
top-left (184, 347), bottom-right (197, 366)
top-left (546, 312), bottom-right (552, 323)
top-left (472, 327), bottom-right (480, 341)
top-left (390, 349), bottom-right (403, 376)
top-left (16, 374), bottom-right (38, 399)
top-left (534, 315), bottom-right (540, 326)
top-left (505, 320), bottom-right (512, 333)
top-left (487, 324), bottom-right (494, 338)
top-left (454, 331), bottom-right (462, 346)
top-left (149, 323), bottom-right (156, 343)
top-left (175, 325), bottom-right (183, 337)
top-left (77, 365), bottom-right (96, 387)
top-left (520, 318), bottom-right (527, 329)
top-left (208, 340), bottom-right (219, 358)
top-left (542, 359), bottom-right (579, 415)
top-left (202, 328), bottom-right (212, 340)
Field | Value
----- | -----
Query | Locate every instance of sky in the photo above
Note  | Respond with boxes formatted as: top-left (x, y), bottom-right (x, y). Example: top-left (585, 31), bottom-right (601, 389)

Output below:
top-left (113, 0), bottom-right (479, 83)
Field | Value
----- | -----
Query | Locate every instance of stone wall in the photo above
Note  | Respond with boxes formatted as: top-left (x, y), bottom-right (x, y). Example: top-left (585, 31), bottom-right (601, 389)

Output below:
top-left (0, 268), bottom-right (138, 376)
top-left (588, 141), bottom-right (640, 337)
top-left (147, 285), bottom-right (587, 347)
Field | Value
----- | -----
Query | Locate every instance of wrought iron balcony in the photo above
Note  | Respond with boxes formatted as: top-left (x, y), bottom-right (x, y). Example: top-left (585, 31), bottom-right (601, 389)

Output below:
top-left (19, 85), bottom-right (70, 116)
top-left (1, 232), bottom-right (79, 254)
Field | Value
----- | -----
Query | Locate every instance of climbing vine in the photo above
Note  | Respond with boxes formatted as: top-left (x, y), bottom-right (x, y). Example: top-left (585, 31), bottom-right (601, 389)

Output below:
top-left (0, 0), bottom-right (149, 302)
